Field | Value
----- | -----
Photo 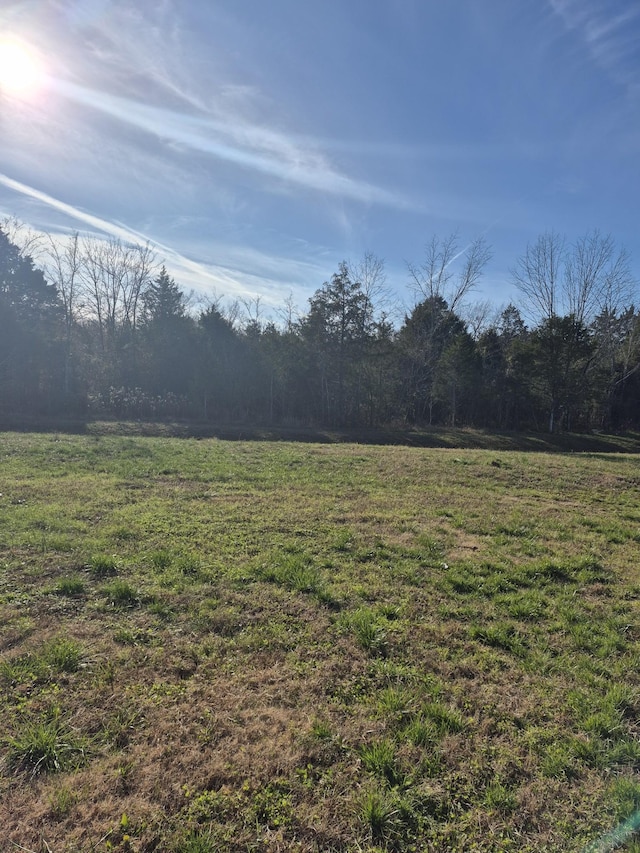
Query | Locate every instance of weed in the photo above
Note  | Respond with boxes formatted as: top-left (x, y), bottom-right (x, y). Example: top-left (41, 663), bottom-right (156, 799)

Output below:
top-left (402, 716), bottom-right (440, 749)
top-left (422, 701), bottom-right (465, 734)
top-left (607, 777), bottom-right (640, 821)
top-left (484, 780), bottom-right (517, 813)
top-left (498, 589), bottom-right (547, 620)
top-left (310, 718), bottom-right (333, 741)
top-left (103, 704), bottom-right (145, 748)
top-left (174, 829), bottom-right (220, 853)
top-left (605, 738), bottom-right (640, 769)
top-left (89, 554), bottom-right (119, 578)
top-left (53, 576), bottom-right (86, 597)
top-left (176, 553), bottom-right (202, 578)
top-left (175, 829), bottom-right (217, 853)
top-left (358, 786), bottom-right (399, 841)
top-left (44, 637), bottom-right (83, 673)
top-left (101, 579), bottom-right (139, 608)
top-left (344, 607), bottom-right (389, 657)
top-left (376, 686), bottom-right (415, 724)
top-left (0, 637), bottom-right (82, 684)
top-left (148, 599), bottom-right (174, 620)
top-left (150, 549), bottom-right (173, 570)
top-left (357, 785), bottom-right (433, 846)
top-left (333, 527), bottom-right (355, 551)
top-left (583, 708), bottom-right (625, 741)
top-left (469, 622), bottom-right (527, 656)
top-left (575, 558), bottom-right (611, 585)
top-left (416, 533), bottom-right (445, 565)
top-left (6, 711), bottom-right (88, 775)
top-left (46, 534), bottom-right (75, 552)
top-left (112, 526), bottom-right (138, 542)
top-left (261, 552), bottom-right (325, 596)
top-left (115, 761), bottom-right (135, 794)
top-left (250, 782), bottom-right (293, 828)
top-left (94, 658), bottom-right (117, 686)
top-left (606, 684), bottom-right (639, 719)
top-left (540, 742), bottom-right (579, 779)
top-left (48, 785), bottom-right (77, 819)
top-left (446, 567), bottom-right (478, 594)
top-left (185, 788), bottom-right (230, 823)
top-left (360, 739), bottom-right (405, 787)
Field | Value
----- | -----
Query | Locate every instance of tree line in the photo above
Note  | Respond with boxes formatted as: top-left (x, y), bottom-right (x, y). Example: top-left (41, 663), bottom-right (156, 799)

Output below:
top-left (1, 222), bottom-right (639, 433)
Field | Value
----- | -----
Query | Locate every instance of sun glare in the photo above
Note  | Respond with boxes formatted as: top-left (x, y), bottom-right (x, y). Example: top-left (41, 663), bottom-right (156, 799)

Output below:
top-left (0, 38), bottom-right (45, 97)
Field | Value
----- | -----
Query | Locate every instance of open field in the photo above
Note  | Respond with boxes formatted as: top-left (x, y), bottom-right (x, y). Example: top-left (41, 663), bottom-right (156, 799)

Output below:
top-left (0, 432), bottom-right (639, 852)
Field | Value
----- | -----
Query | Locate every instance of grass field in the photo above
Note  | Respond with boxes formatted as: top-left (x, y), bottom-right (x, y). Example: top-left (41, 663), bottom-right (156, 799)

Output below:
top-left (0, 432), bottom-right (638, 852)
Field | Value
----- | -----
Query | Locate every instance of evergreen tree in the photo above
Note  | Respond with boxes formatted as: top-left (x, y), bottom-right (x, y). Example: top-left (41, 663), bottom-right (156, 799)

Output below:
top-left (299, 262), bottom-right (375, 426)
top-left (139, 267), bottom-right (196, 406)
top-left (0, 228), bottom-right (64, 416)
top-left (397, 296), bottom-right (468, 424)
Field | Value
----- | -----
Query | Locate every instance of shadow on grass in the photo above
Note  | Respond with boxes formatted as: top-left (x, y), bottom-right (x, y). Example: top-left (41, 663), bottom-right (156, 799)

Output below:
top-left (0, 415), bottom-right (638, 453)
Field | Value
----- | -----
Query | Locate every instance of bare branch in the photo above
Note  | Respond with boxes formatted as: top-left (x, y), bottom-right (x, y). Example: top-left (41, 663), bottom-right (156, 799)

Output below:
top-left (408, 233), bottom-right (491, 313)
top-left (274, 292), bottom-right (299, 332)
top-left (408, 233), bottom-right (456, 302)
top-left (450, 236), bottom-right (493, 312)
top-left (0, 215), bottom-right (43, 257)
top-left (240, 294), bottom-right (263, 327)
top-left (463, 299), bottom-right (496, 339)
top-left (348, 251), bottom-right (389, 312)
top-left (512, 230), bottom-right (565, 323)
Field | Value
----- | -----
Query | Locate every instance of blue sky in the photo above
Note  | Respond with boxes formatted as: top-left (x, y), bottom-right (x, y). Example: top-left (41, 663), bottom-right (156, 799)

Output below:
top-left (1, 0), bottom-right (639, 318)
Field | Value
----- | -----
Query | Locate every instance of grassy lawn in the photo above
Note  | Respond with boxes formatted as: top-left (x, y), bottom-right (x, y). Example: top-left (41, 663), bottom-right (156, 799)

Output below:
top-left (0, 432), bottom-right (638, 851)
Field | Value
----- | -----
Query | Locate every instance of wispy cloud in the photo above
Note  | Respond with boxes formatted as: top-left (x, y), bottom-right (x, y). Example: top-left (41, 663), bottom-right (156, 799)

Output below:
top-left (548, 0), bottom-right (640, 94)
top-left (50, 78), bottom-right (413, 209)
top-left (0, 172), bottom-right (322, 307)
top-left (7, 1), bottom-right (423, 221)
top-left (21, 1), bottom-right (416, 210)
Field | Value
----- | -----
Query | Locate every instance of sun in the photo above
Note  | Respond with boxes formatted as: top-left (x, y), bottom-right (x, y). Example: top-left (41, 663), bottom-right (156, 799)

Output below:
top-left (0, 38), bottom-right (45, 97)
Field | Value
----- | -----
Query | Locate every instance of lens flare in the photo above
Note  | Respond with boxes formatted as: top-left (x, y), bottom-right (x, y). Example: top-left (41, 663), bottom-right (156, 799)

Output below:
top-left (0, 38), bottom-right (45, 97)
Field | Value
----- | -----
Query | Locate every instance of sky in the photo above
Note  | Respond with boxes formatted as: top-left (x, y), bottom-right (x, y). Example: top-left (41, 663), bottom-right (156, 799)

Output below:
top-left (0, 0), bottom-right (639, 320)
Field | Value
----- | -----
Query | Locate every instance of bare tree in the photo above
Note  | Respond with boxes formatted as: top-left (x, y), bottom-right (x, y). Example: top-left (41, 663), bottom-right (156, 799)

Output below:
top-left (275, 292), bottom-right (299, 332)
top-left (40, 232), bottom-right (82, 394)
top-left (119, 241), bottom-right (157, 333)
top-left (348, 251), bottom-right (389, 314)
top-left (225, 298), bottom-right (242, 328)
top-left (78, 236), bottom-right (108, 350)
top-left (408, 233), bottom-right (456, 303)
top-left (512, 230), bottom-right (637, 432)
top-left (43, 232), bottom-right (82, 326)
top-left (408, 233), bottom-right (492, 312)
top-left (514, 229), bottom-right (634, 326)
top-left (455, 237), bottom-right (493, 313)
top-left (77, 236), bottom-right (156, 348)
top-left (512, 230), bottom-right (565, 325)
top-left (565, 230), bottom-right (634, 325)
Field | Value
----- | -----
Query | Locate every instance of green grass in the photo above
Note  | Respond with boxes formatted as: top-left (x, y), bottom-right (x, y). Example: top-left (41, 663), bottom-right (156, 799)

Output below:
top-left (101, 579), bottom-right (140, 608)
top-left (52, 575), bottom-right (86, 596)
top-left (6, 709), bottom-right (89, 776)
top-left (360, 738), bottom-right (405, 787)
top-left (1, 637), bottom-right (83, 683)
top-left (0, 431), bottom-right (639, 851)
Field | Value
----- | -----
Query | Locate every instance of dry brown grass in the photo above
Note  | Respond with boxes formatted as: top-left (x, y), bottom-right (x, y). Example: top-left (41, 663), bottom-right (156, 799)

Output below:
top-left (0, 435), bottom-right (638, 851)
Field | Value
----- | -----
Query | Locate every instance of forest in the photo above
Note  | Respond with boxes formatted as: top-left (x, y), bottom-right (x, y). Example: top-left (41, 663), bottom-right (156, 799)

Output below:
top-left (1, 223), bottom-right (639, 433)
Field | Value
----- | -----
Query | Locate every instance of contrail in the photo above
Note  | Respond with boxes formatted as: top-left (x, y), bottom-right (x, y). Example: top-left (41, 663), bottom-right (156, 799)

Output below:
top-left (0, 172), bottom-right (152, 245)
top-left (0, 171), bottom-right (313, 301)
top-left (0, 171), bottom-right (234, 290)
